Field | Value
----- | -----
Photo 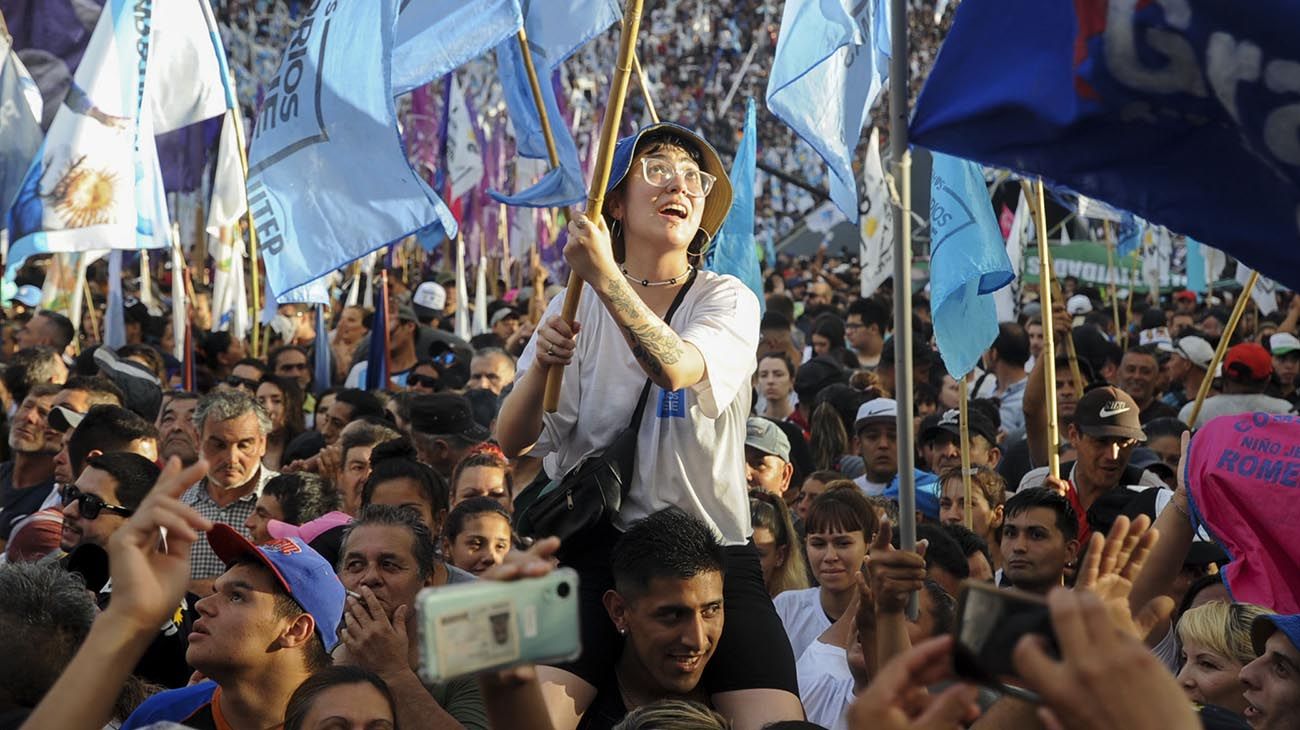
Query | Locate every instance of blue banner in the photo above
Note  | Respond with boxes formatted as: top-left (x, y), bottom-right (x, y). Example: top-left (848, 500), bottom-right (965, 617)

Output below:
top-left (391, 0), bottom-right (523, 96)
top-left (0, 38), bottom-right (42, 216)
top-left (705, 98), bottom-right (764, 311)
top-left (910, 0), bottom-right (1300, 292)
top-left (928, 152), bottom-right (1014, 377)
top-left (247, 0), bottom-right (457, 299)
top-left (766, 0), bottom-right (890, 222)
top-left (1185, 237), bottom-right (1207, 294)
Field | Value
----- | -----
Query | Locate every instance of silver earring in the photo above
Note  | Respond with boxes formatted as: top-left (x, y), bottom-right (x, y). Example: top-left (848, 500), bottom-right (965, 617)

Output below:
top-left (618, 626), bottom-right (627, 636)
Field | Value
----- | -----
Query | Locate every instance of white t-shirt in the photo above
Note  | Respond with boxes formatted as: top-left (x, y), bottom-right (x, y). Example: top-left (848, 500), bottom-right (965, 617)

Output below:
top-left (796, 640), bottom-right (854, 730)
top-left (773, 587), bottom-right (831, 661)
top-left (516, 272), bottom-right (760, 545)
top-left (853, 474), bottom-right (889, 497)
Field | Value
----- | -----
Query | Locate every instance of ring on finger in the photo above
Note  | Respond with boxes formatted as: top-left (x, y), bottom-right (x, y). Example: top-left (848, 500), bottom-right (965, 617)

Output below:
top-left (547, 345), bottom-right (556, 356)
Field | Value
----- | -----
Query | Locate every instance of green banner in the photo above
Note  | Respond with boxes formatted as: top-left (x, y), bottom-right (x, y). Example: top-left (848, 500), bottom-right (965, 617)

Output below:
top-left (1022, 242), bottom-right (1187, 292)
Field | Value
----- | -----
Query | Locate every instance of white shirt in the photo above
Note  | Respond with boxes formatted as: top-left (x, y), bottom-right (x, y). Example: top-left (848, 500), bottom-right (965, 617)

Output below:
top-left (796, 640), bottom-right (854, 730)
top-left (773, 587), bottom-right (831, 661)
top-left (517, 272), bottom-right (761, 545)
top-left (1178, 393), bottom-right (1296, 428)
top-left (853, 474), bottom-right (889, 497)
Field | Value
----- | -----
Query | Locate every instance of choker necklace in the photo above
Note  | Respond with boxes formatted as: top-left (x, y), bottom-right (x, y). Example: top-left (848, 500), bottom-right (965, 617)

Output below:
top-left (621, 263), bottom-right (693, 287)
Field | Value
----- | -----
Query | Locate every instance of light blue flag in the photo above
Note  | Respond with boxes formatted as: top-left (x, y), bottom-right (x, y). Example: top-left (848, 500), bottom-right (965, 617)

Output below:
top-left (1185, 237), bottom-right (1207, 294)
top-left (1116, 213), bottom-right (1144, 258)
top-left (392, 0), bottom-right (523, 96)
top-left (766, 0), bottom-right (890, 222)
top-left (5, 0), bottom-right (173, 279)
top-left (0, 35), bottom-right (43, 216)
top-left (705, 99), bottom-right (763, 311)
top-left (247, 0), bottom-right (457, 299)
top-left (490, 0), bottom-right (620, 208)
top-left (928, 152), bottom-right (1015, 377)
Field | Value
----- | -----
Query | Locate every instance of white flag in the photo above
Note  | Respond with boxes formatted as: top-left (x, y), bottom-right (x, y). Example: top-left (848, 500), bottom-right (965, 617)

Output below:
top-left (859, 128), bottom-right (893, 298)
top-left (205, 112), bottom-right (248, 239)
top-left (148, 0), bottom-right (233, 134)
top-left (446, 74), bottom-right (484, 201)
top-left (1076, 194), bottom-right (1123, 222)
top-left (995, 190), bottom-right (1030, 322)
top-left (455, 238), bottom-right (470, 340)
top-left (1142, 226), bottom-right (1171, 295)
top-left (473, 255), bottom-right (489, 336)
top-left (1236, 263), bottom-right (1279, 316)
top-left (171, 243), bottom-right (187, 360)
top-left (210, 228), bottom-right (249, 340)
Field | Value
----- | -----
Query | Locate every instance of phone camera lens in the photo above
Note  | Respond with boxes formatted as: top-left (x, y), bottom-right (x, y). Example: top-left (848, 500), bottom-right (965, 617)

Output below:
top-left (556, 582), bottom-right (571, 598)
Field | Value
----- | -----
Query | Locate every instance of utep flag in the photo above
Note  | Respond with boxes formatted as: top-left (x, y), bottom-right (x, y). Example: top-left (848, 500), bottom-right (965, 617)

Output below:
top-left (705, 98), bottom-right (763, 310)
top-left (391, 0), bottom-right (523, 96)
top-left (909, 0), bottom-right (1300, 292)
top-left (1186, 413), bottom-right (1300, 614)
top-left (0, 31), bottom-right (42, 215)
top-left (5, 0), bottom-right (172, 278)
top-left (767, 0), bottom-right (890, 222)
top-left (247, 0), bottom-right (457, 299)
top-left (490, 0), bottom-right (620, 209)
top-left (927, 152), bottom-right (1014, 377)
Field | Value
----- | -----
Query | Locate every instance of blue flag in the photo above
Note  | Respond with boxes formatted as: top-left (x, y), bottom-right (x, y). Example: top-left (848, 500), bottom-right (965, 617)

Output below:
top-left (928, 152), bottom-right (1015, 377)
top-left (910, 0), bottom-right (1300, 292)
top-left (489, 0), bottom-right (620, 208)
top-left (247, 0), bottom-right (457, 299)
top-left (365, 285), bottom-right (389, 390)
top-left (0, 35), bottom-right (42, 216)
top-left (766, 0), bottom-right (890, 222)
top-left (705, 98), bottom-right (763, 310)
top-left (1116, 213), bottom-right (1144, 258)
top-left (1185, 237), bottom-right (1207, 294)
top-left (391, 0), bottom-right (523, 96)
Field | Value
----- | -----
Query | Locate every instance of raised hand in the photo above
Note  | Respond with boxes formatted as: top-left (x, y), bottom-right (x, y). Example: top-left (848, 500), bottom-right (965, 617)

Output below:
top-left (847, 636), bottom-right (981, 730)
top-left (1074, 514), bottom-right (1171, 640)
top-left (868, 518), bottom-right (928, 616)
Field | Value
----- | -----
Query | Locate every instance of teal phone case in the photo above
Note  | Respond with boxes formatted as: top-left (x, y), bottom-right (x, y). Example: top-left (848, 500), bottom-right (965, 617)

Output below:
top-left (415, 568), bottom-right (581, 683)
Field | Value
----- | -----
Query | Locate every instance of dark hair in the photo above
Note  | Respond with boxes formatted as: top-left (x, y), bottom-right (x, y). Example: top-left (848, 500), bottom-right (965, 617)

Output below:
top-left (757, 351), bottom-right (796, 380)
top-left (115, 344), bottom-right (166, 382)
top-left (991, 323), bottom-right (1031, 367)
top-left (68, 405), bottom-right (159, 476)
top-left (342, 504), bottom-right (439, 581)
top-left (922, 578), bottom-right (957, 635)
top-left (941, 523), bottom-right (993, 568)
top-left (611, 509), bottom-right (725, 599)
top-left (760, 310), bottom-right (793, 333)
top-left (260, 571), bottom-right (331, 674)
top-left (83, 452), bottom-right (161, 511)
top-left (1144, 417), bottom-right (1190, 441)
top-left (268, 344), bottom-right (310, 372)
top-left (263, 473), bottom-right (338, 527)
top-left (846, 297), bottom-right (890, 333)
top-left (450, 446), bottom-right (515, 500)
top-left (258, 375), bottom-right (306, 440)
top-left (37, 310), bottom-right (76, 351)
top-left (1176, 573), bottom-right (1229, 621)
top-left (361, 438), bottom-right (449, 518)
top-left (444, 496), bottom-right (512, 542)
top-left (62, 374), bottom-right (125, 407)
top-left (284, 665), bottom-right (397, 730)
top-left (201, 331), bottom-right (233, 367)
top-left (334, 388), bottom-right (386, 421)
top-left (0, 562), bottom-right (95, 708)
top-left (806, 488), bottom-right (879, 540)
top-left (3, 347), bottom-right (63, 404)
top-left (809, 401), bottom-right (849, 472)
top-left (811, 313), bottom-right (846, 347)
top-left (340, 421), bottom-right (401, 458)
top-left (1004, 487), bottom-right (1079, 542)
top-left (915, 524), bottom-right (971, 581)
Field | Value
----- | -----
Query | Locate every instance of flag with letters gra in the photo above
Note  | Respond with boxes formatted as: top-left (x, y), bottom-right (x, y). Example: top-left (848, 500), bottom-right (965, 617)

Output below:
top-left (909, 0), bottom-right (1300, 293)
top-left (247, 0), bottom-right (457, 299)
top-left (1187, 413), bottom-right (1300, 614)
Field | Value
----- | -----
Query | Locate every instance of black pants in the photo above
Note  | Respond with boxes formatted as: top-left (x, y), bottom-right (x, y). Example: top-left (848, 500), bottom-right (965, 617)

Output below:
top-left (556, 520), bottom-right (800, 695)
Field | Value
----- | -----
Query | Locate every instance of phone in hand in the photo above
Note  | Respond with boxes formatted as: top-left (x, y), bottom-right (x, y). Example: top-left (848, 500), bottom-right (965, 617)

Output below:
top-left (414, 568), bottom-right (581, 683)
top-left (952, 580), bottom-right (1059, 703)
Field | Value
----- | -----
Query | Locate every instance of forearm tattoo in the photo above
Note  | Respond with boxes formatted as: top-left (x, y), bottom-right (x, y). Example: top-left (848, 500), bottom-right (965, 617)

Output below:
top-left (604, 275), bottom-right (685, 375)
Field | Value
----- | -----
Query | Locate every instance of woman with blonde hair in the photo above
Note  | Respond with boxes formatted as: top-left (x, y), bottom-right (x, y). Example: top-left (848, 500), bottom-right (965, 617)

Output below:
top-left (749, 490), bottom-right (810, 598)
top-left (1176, 601), bottom-right (1270, 715)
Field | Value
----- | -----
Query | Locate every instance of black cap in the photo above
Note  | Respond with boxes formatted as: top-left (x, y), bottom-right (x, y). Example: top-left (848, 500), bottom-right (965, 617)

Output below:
top-left (1073, 386), bottom-right (1146, 442)
top-left (793, 356), bottom-right (847, 400)
top-left (921, 408), bottom-right (998, 446)
top-left (408, 393), bottom-right (490, 443)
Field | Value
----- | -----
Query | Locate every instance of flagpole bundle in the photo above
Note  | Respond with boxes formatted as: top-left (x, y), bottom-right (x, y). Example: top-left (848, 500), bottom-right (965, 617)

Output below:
top-left (543, 0), bottom-right (646, 412)
top-left (228, 105), bottom-right (263, 357)
top-left (1031, 180), bottom-right (1061, 479)
top-left (959, 378), bottom-right (973, 529)
top-left (1187, 270), bottom-right (1257, 426)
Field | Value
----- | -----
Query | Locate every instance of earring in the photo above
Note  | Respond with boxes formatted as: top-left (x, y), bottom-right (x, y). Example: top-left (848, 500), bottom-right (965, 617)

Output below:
top-left (617, 626), bottom-right (627, 636)
top-left (610, 219), bottom-right (623, 243)
top-left (687, 231), bottom-right (710, 257)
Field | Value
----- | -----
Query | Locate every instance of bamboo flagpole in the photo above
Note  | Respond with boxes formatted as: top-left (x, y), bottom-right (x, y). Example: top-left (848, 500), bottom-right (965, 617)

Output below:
top-left (1104, 221), bottom-right (1121, 338)
top-left (959, 378), bottom-right (973, 529)
top-left (1186, 270), bottom-right (1258, 427)
top-left (543, 0), bottom-right (646, 412)
top-left (1032, 180), bottom-right (1061, 479)
top-left (632, 51), bottom-right (659, 124)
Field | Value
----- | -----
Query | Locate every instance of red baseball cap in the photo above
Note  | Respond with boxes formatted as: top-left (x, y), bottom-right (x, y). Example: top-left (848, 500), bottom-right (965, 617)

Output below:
top-left (1223, 342), bottom-right (1273, 381)
top-left (1174, 290), bottom-right (1196, 302)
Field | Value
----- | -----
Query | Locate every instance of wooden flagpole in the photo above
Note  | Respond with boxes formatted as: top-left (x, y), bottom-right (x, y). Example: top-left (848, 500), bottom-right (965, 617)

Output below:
top-left (543, 0), bottom-right (646, 412)
top-left (1032, 180), bottom-right (1060, 478)
top-left (959, 378), bottom-right (973, 529)
top-left (1187, 271), bottom-right (1257, 427)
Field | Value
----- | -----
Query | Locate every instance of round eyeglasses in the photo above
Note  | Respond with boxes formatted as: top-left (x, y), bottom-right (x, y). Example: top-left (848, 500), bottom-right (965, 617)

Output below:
top-left (639, 157), bottom-right (716, 198)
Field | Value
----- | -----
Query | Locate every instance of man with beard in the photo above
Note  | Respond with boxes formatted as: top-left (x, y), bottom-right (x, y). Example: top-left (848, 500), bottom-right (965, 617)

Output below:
top-left (0, 384), bottom-right (60, 552)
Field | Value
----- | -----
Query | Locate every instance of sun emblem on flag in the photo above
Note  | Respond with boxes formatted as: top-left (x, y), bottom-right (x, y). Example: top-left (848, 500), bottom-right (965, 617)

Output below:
top-left (43, 155), bottom-right (119, 228)
top-left (863, 216), bottom-right (880, 238)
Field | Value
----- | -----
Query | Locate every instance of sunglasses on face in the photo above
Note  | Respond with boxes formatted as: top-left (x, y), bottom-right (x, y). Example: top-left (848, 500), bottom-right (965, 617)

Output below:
top-left (226, 376), bottom-right (260, 390)
top-left (62, 486), bottom-right (134, 520)
top-left (408, 374), bottom-right (439, 389)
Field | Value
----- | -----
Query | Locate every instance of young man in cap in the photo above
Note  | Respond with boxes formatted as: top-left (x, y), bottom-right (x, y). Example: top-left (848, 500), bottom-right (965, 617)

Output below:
top-left (744, 416), bottom-right (794, 499)
top-left (1267, 332), bottom-right (1300, 409)
top-left (1159, 335), bottom-right (1216, 409)
top-left (345, 304), bottom-right (421, 389)
top-left (853, 398), bottom-right (899, 496)
top-left (1179, 343), bottom-right (1296, 427)
top-left (1117, 345), bottom-right (1181, 423)
top-left (918, 408), bottom-right (1001, 477)
top-left (1019, 386), bottom-right (1165, 541)
top-left (1241, 613), bottom-right (1300, 729)
top-left (122, 523), bottom-right (345, 729)
top-left (408, 393), bottom-right (491, 479)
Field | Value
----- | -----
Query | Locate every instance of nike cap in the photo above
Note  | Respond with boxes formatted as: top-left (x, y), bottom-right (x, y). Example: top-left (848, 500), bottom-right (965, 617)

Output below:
top-left (1073, 386), bottom-right (1146, 442)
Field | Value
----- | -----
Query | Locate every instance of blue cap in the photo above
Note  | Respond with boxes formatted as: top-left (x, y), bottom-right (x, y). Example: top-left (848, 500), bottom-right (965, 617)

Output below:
top-left (1252, 613), bottom-right (1300, 657)
top-left (14, 285), bottom-right (41, 308)
top-left (207, 523), bottom-right (346, 653)
top-left (604, 122), bottom-right (733, 244)
top-left (883, 469), bottom-right (943, 521)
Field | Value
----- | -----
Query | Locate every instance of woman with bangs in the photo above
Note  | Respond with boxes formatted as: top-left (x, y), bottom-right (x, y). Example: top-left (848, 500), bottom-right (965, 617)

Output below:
top-left (497, 123), bottom-right (802, 728)
top-left (1176, 601), bottom-right (1270, 716)
top-left (773, 488), bottom-right (880, 660)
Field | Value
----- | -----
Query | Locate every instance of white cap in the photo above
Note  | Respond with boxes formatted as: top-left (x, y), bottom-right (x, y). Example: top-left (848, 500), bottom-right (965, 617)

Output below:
top-left (1161, 335), bottom-right (1214, 370)
top-left (1067, 294), bottom-right (1093, 315)
top-left (854, 398), bottom-right (898, 430)
top-left (1270, 332), bottom-right (1300, 356)
top-left (413, 281), bottom-right (447, 312)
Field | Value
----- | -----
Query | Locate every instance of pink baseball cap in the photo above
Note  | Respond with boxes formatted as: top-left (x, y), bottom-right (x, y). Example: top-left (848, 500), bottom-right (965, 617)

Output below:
top-left (267, 511), bottom-right (353, 543)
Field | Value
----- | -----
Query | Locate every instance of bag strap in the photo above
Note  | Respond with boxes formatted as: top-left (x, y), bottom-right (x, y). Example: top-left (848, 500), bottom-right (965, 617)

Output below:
top-left (626, 267), bottom-right (700, 429)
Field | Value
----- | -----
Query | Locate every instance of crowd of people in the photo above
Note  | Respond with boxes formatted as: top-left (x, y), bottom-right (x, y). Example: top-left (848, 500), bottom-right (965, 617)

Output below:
top-left (1, 112), bottom-right (1299, 730)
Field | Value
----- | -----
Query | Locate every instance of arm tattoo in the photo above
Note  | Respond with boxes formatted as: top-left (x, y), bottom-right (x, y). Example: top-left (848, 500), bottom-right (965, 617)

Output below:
top-left (602, 275), bottom-right (685, 376)
top-left (604, 276), bottom-right (642, 318)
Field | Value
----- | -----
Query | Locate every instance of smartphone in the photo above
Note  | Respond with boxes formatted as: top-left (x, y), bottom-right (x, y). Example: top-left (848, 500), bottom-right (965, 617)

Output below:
top-left (952, 580), bottom-right (1059, 702)
top-left (415, 568), bottom-right (581, 683)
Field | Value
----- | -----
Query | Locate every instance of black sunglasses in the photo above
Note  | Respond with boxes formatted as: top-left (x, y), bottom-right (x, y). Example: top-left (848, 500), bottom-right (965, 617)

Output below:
top-left (408, 374), bottom-right (440, 389)
top-left (62, 486), bottom-right (134, 520)
top-left (226, 375), bottom-right (260, 390)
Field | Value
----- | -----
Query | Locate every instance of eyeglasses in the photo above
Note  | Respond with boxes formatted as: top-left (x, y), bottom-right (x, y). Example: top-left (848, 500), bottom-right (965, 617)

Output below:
top-left (62, 486), bottom-right (134, 520)
top-left (226, 376), bottom-right (260, 390)
top-left (638, 157), bottom-right (716, 198)
top-left (407, 374), bottom-right (439, 389)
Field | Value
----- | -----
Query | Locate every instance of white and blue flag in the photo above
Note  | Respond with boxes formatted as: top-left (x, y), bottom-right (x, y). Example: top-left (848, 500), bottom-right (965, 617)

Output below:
top-left (705, 98), bottom-right (763, 310)
top-left (247, 0), bottom-right (457, 299)
top-left (928, 152), bottom-right (1014, 377)
top-left (767, 0), bottom-right (890, 222)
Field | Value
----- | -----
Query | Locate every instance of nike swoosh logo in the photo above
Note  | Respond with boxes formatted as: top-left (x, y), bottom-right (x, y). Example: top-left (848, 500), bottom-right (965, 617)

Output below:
top-left (1099, 405), bottom-right (1130, 418)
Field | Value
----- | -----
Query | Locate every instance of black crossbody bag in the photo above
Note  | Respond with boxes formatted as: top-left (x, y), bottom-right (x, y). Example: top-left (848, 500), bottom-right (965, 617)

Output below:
top-left (515, 269), bottom-right (698, 556)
